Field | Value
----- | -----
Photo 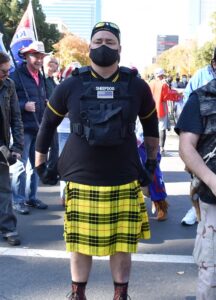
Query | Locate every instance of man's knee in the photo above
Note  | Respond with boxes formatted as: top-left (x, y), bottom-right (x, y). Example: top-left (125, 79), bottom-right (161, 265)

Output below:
top-left (197, 267), bottom-right (216, 300)
top-left (199, 267), bottom-right (216, 287)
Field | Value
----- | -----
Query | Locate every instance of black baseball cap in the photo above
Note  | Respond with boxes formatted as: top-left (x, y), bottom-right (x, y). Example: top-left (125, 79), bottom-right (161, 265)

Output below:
top-left (91, 21), bottom-right (121, 42)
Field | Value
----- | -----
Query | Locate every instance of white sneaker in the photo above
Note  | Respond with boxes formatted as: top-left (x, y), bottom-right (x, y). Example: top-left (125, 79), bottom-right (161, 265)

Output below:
top-left (181, 207), bottom-right (197, 225)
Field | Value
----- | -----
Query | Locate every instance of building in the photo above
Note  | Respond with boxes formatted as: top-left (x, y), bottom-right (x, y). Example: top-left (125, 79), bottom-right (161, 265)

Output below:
top-left (189, 0), bottom-right (216, 37)
top-left (157, 35), bottom-right (179, 56)
top-left (46, 18), bottom-right (69, 34)
top-left (155, 0), bottom-right (216, 57)
top-left (200, 0), bottom-right (216, 24)
top-left (40, 0), bottom-right (101, 41)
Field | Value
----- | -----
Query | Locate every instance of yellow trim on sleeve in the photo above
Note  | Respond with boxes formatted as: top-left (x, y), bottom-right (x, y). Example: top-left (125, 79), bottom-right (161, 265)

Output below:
top-left (47, 102), bottom-right (65, 117)
top-left (112, 73), bottom-right (119, 82)
top-left (140, 107), bottom-right (156, 120)
top-left (91, 71), bottom-right (98, 78)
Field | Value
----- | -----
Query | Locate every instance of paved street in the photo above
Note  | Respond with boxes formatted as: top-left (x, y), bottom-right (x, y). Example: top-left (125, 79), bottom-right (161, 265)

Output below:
top-left (0, 129), bottom-right (198, 300)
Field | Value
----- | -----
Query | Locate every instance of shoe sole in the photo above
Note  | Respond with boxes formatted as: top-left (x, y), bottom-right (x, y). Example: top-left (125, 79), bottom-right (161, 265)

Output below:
top-left (25, 203), bottom-right (48, 209)
top-left (3, 237), bottom-right (21, 246)
top-left (181, 221), bottom-right (197, 226)
top-left (13, 205), bottom-right (30, 215)
top-left (8, 241), bottom-right (21, 246)
top-left (157, 218), bottom-right (168, 222)
top-left (14, 209), bottom-right (29, 215)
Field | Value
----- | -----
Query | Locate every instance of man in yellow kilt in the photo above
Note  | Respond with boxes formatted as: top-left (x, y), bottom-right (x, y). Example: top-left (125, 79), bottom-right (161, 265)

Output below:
top-left (35, 22), bottom-right (159, 300)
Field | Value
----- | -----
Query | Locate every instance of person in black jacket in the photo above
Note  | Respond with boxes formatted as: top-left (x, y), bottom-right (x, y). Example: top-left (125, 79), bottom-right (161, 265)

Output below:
top-left (0, 51), bottom-right (23, 245)
top-left (10, 41), bottom-right (48, 214)
top-left (43, 55), bottom-right (59, 171)
top-left (35, 22), bottom-right (159, 300)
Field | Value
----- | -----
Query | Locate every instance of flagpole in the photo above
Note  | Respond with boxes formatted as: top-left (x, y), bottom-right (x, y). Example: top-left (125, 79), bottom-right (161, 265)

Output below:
top-left (30, 0), bottom-right (47, 98)
top-left (30, 0), bottom-right (38, 41)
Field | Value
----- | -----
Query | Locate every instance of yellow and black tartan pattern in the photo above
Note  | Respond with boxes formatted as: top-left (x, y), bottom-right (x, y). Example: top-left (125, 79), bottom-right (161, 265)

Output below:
top-left (64, 180), bottom-right (150, 256)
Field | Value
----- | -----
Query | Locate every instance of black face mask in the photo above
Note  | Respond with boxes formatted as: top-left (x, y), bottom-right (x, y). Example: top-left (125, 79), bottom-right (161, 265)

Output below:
top-left (90, 45), bottom-right (119, 67)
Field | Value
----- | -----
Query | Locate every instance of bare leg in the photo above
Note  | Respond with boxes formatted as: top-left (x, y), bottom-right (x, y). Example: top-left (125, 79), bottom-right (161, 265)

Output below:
top-left (70, 252), bottom-right (92, 282)
top-left (110, 252), bottom-right (131, 282)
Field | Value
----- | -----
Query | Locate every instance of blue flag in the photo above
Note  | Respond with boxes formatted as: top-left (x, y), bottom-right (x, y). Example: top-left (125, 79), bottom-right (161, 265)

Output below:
top-left (10, 2), bottom-right (37, 65)
top-left (0, 33), bottom-right (7, 53)
top-left (0, 33), bottom-right (15, 72)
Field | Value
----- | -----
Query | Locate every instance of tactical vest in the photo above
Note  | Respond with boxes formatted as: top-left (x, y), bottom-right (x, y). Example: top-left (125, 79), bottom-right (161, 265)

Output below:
top-left (71, 66), bottom-right (136, 146)
top-left (194, 79), bottom-right (216, 203)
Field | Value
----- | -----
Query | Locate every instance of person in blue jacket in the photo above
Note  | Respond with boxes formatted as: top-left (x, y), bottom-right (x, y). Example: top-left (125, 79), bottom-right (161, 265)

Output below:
top-left (10, 41), bottom-right (48, 214)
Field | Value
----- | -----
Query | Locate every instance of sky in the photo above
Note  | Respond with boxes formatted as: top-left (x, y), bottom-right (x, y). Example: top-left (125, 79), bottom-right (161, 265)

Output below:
top-left (101, 0), bottom-right (191, 71)
top-left (40, 0), bottom-right (215, 72)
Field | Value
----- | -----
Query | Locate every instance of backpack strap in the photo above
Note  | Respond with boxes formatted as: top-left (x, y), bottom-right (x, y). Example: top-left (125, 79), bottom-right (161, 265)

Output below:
top-left (119, 66), bottom-right (138, 77)
top-left (72, 66), bottom-right (137, 81)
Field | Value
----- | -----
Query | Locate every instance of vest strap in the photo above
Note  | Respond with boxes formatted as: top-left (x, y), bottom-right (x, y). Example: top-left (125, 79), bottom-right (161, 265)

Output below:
top-left (71, 122), bottom-right (135, 136)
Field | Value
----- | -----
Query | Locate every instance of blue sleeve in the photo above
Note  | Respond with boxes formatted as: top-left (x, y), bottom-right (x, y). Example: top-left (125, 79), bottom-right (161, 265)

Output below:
top-left (10, 70), bottom-right (27, 112)
top-left (183, 70), bottom-right (202, 103)
top-left (183, 66), bottom-right (215, 104)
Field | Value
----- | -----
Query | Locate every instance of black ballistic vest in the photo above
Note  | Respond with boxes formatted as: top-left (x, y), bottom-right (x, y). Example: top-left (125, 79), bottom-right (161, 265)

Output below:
top-left (194, 79), bottom-right (216, 203)
top-left (71, 67), bottom-right (136, 146)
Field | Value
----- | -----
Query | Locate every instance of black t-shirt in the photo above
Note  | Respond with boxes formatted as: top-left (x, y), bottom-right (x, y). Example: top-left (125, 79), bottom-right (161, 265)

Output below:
top-left (175, 93), bottom-right (216, 205)
top-left (175, 93), bottom-right (203, 135)
top-left (36, 69), bottom-right (156, 186)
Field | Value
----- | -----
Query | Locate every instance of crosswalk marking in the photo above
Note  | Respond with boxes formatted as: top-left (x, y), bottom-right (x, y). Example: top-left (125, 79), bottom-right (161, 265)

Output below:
top-left (0, 247), bottom-right (194, 264)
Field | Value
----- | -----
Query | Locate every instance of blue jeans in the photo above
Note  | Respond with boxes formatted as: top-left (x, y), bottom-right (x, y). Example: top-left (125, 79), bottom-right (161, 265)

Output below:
top-left (58, 132), bottom-right (70, 199)
top-left (11, 132), bottom-right (39, 204)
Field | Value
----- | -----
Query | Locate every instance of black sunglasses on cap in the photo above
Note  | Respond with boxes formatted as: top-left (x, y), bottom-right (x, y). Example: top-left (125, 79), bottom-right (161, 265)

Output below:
top-left (91, 22), bottom-right (121, 41)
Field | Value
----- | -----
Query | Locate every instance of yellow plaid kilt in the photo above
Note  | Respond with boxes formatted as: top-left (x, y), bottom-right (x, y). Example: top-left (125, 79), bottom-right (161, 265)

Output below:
top-left (64, 180), bottom-right (150, 256)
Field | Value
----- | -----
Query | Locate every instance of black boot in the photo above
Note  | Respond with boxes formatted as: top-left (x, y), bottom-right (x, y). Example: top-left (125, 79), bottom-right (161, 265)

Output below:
top-left (113, 282), bottom-right (131, 300)
top-left (67, 281), bottom-right (87, 300)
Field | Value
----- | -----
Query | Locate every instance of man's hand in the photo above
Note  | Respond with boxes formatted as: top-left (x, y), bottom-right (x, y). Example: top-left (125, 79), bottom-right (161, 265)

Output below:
top-left (0, 146), bottom-right (18, 165)
top-left (139, 159), bottom-right (157, 187)
top-left (11, 152), bottom-right (21, 160)
top-left (35, 162), bottom-right (59, 185)
top-left (145, 159), bottom-right (157, 181)
top-left (25, 101), bottom-right (36, 112)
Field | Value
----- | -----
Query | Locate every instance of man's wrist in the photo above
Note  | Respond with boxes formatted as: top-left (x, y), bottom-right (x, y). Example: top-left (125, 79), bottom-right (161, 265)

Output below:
top-left (145, 159), bottom-right (157, 174)
top-left (35, 151), bottom-right (47, 167)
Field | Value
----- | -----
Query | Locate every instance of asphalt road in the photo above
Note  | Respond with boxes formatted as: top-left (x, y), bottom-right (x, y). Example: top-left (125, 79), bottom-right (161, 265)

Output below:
top-left (0, 129), bottom-right (197, 300)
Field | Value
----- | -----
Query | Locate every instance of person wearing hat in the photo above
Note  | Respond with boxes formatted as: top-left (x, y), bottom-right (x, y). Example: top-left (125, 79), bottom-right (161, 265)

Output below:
top-left (149, 67), bottom-right (181, 153)
top-left (10, 41), bottom-right (49, 215)
top-left (0, 51), bottom-right (24, 246)
top-left (35, 22), bottom-right (159, 300)
top-left (148, 68), bottom-right (181, 221)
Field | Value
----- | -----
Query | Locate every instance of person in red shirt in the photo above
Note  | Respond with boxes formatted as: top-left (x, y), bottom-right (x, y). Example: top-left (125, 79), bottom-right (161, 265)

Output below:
top-left (149, 68), bottom-right (180, 153)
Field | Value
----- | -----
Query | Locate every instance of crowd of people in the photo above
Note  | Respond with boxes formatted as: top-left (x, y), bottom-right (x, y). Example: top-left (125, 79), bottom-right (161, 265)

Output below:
top-left (0, 20), bottom-right (216, 300)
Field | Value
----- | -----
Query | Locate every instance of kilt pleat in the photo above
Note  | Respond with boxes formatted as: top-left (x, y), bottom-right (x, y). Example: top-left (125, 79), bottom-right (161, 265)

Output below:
top-left (64, 180), bottom-right (150, 256)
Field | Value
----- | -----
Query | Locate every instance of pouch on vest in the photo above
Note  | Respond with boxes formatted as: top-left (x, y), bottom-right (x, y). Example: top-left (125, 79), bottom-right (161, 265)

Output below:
top-left (71, 67), bottom-right (135, 146)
